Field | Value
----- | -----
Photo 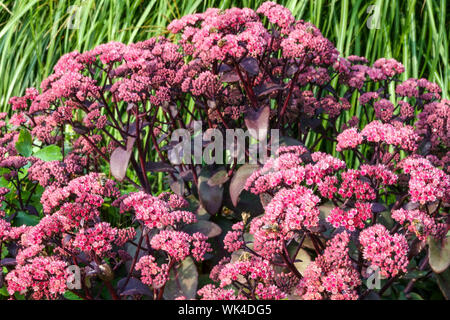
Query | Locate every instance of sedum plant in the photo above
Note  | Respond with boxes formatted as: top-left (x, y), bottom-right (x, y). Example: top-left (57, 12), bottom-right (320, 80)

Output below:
top-left (0, 2), bottom-right (448, 300)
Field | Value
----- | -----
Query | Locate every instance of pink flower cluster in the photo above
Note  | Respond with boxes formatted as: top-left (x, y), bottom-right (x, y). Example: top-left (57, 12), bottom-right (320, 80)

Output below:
top-left (197, 284), bottom-right (246, 300)
top-left (245, 146), bottom-right (345, 195)
top-left (296, 232), bottom-right (361, 300)
top-left (168, 7), bottom-right (268, 62)
top-left (216, 255), bottom-right (276, 289)
top-left (336, 127), bottom-right (363, 152)
top-left (72, 222), bottom-right (119, 257)
top-left (326, 202), bottom-right (372, 231)
top-left (338, 169), bottom-right (376, 200)
top-left (359, 224), bottom-right (409, 277)
top-left (399, 157), bottom-right (450, 205)
top-left (256, 1), bottom-right (295, 30)
top-left (250, 185), bottom-right (320, 259)
top-left (392, 208), bottom-right (446, 240)
top-left (368, 58), bottom-right (405, 81)
top-left (121, 191), bottom-right (195, 228)
top-left (223, 222), bottom-right (245, 253)
top-left (151, 230), bottom-right (211, 262)
top-left (361, 120), bottom-right (420, 152)
top-left (416, 100), bottom-right (449, 149)
top-left (135, 255), bottom-right (169, 289)
top-left (396, 78), bottom-right (441, 100)
top-left (5, 256), bottom-right (69, 300)
top-left (280, 22), bottom-right (339, 65)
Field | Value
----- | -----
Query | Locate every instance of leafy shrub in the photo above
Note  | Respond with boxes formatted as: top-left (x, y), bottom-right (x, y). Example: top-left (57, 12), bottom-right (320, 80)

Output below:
top-left (0, 2), bottom-right (448, 300)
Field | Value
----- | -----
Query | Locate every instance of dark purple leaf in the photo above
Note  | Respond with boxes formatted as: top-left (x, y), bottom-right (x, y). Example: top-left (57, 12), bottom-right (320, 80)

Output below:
top-left (410, 238), bottom-right (426, 256)
top-left (198, 166), bottom-right (224, 215)
top-left (179, 170), bottom-right (194, 182)
top-left (371, 203), bottom-right (387, 213)
top-left (363, 292), bottom-right (381, 300)
top-left (428, 236), bottom-right (450, 273)
top-left (302, 118), bottom-right (322, 130)
top-left (160, 140), bottom-right (180, 151)
top-left (127, 103), bottom-right (137, 112)
top-left (419, 139), bottom-right (432, 155)
top-left (62, 234), bottom-right (72, 246)
top-left (163, 257), bottom-right (198, 300)
top-left (344, 88), bottom-right (355, 100)
top-left (229, 164), bottom-right (259, 207)
top-left (239, 57), bottom-right (259, 76)
top-left (427, 201), bottom-right (440, 214)
top-left (156, 133), bottom-right (169, 145)
top-left (7, 243), bottom-right (18, 257)
top-left (207, 100), bottom-right (217, 110)
top-left (435, 269), bottom-right (450, 299)
top-left (323, 84), bottom-right (338, 96)
top-left (259, 193), bottom-right (273, 207)
top-left (220, 70), bottom-right (240, 83)
top-left (82, 101), bottom-right (94, 109)
top-left (182, 220), bottom-right (222, 238)
top-left (208, 167), bottom-right (229, 186)
top-left (218, 63), bottom-right (232, 73)
top-left (25, 205), bottom-right (38, 216)
top-left (404, 202), bottom-right (420, 211)
top-left (125, 121), bottom-right (149, 136)
top-left (72, 122), bottom-right (89, 135)
top-left (244, 105), bottom-right (270, 141)
top-left (145, 161), bottom-right (176, 173)
top-left (254, 82), bottom-right (283, 97)
top-left (286, 64), bottom-right (298, 76)
top-left (166, 175), bottom-right (185, 196)
top-left (126, 136), bottom-right (136, 152)
top-left (118, 277), bottom-right (153, 297)
top-left (162, 104), bottom-right (179, 118)
top-left (0, 258), bottom-right (16, 266)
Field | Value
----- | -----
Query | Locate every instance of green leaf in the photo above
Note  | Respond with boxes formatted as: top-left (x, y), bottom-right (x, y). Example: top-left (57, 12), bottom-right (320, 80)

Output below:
top-left (1, 245), bottom-right (8, 259)
top-left (63, 291), bottom-right (83, 300)
top-left (404, 270), bottom-right (429, 279)
top-left (13, 211), bottom-right (40, 227)
top-left (14, 292), bottom-right (25, 300)
top-left (407, 292), bottom-right (424, 300)
top-left (428, 236), bottom-right (450, 273)
top-left (15, 129), bottom-right (32, 157)
top-left (0, 286), bottom-right (9, 296)
top-left (33, 145), bottom-right (63, 161)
